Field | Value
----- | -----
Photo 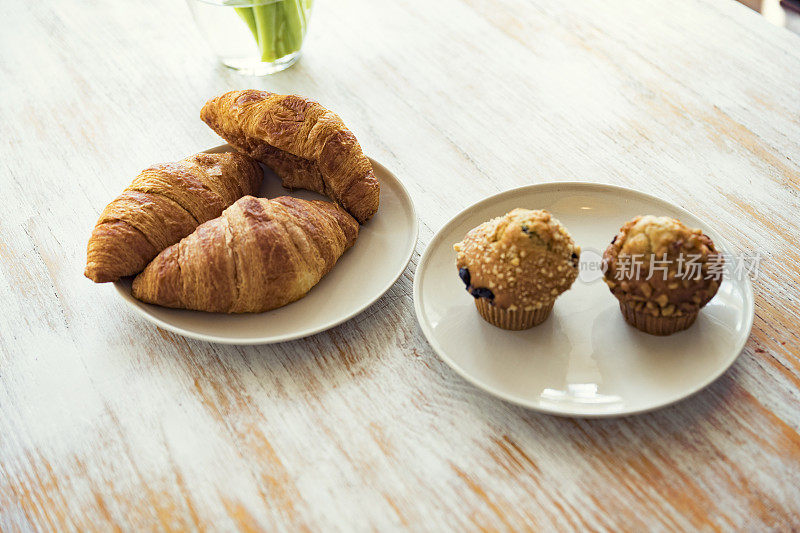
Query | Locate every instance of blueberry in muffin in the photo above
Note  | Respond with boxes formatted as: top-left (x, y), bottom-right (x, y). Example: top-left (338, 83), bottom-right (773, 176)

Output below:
top-left (602, 215), bottom-right (723, 335)
top-left (454, 209), bottom-right (581, 330)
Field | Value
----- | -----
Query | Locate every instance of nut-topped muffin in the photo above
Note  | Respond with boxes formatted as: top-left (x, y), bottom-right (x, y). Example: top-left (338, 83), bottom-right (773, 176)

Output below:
top-left (454, 209), bottom-right (580, 330)
top-left (602, 215), bottom-right (723, 335)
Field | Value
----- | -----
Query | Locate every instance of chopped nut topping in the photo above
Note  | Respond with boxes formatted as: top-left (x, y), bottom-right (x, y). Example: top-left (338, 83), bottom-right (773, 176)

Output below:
top-left (601, 215), bottom-right (722, 318)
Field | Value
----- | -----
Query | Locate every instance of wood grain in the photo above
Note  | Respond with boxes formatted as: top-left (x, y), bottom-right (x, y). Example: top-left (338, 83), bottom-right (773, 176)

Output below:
top-left (1, 0), bottom-right (799, 530)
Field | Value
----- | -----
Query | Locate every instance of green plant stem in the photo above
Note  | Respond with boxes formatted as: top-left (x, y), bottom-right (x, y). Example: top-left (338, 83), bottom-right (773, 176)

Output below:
top-left (273, 19), bottom-right (285, 59)
top-left (241, 0), bottom-right (307, 63)
top-left (253, 3), bottom-right (278, 62)
top-left (281, 0), bottom-right (305, 55)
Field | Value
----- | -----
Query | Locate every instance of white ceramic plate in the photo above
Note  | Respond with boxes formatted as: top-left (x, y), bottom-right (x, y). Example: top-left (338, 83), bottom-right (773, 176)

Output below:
top-left (115, 145), bottom-right (418, 344)
top-left (414, 182), bottom-right (754, 417)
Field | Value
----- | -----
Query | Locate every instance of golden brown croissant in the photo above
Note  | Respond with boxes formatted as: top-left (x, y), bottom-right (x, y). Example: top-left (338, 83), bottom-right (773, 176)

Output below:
top-left (85, 152), bottom-right (262, 283)
top-left (200, 90), bottom-right (379, 223)
top-left (131, 196), bottom-right (359, 313)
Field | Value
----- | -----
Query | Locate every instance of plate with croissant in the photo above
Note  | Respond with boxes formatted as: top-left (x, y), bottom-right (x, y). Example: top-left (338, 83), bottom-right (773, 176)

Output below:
top-left (85, 91), bottom-right (417, 344)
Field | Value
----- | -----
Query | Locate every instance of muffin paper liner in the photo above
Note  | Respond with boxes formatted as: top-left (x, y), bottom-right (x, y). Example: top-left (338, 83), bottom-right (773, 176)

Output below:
top-left (619, 302), bottom-right (698, 336)
top-left (474, 299), bottom-right (554, 330)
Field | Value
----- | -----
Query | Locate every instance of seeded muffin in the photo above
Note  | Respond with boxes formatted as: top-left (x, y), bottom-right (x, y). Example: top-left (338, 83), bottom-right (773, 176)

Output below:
top-left (602, 215), bottom-right (723, 335)
top-left (454, 209), bottom-right (580, 330)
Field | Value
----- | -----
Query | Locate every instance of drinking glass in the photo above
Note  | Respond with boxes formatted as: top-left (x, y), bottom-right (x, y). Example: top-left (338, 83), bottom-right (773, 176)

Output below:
top-left (187, 0), bottom-right (314, 75)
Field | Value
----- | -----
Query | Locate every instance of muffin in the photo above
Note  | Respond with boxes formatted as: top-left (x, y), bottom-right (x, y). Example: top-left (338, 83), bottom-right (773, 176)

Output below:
top-left (602, 215), bottom-right (723, 335)
top-left (454, 209), bottom-right (580, 330)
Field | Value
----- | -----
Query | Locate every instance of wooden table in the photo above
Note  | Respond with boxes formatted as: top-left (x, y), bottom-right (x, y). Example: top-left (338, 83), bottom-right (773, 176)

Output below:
top-left (2, 0), bottom-right (799, 530)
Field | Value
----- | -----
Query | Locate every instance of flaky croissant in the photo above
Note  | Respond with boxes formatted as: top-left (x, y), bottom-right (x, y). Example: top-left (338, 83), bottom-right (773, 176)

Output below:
top-left (131, 196), bottom-right (359, 313)
top-left (200, 90), bottom-right (379, 223)
top-left (85, 152), bottom-right (262, 283)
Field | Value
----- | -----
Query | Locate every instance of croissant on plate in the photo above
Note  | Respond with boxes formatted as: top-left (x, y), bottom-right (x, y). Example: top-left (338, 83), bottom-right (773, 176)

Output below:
top-left (131, 196), bottom-right (359, 313)
top-left (85, 152), bottom-right (262, 283)
top-left (200, 90), bottom-right (380, 224)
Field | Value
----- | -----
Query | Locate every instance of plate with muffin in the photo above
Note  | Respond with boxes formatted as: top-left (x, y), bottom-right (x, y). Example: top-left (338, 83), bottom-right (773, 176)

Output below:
top-left (413, 183), bottom-right (754, 417)
top-left (84, 90), bottom-right (417, 344)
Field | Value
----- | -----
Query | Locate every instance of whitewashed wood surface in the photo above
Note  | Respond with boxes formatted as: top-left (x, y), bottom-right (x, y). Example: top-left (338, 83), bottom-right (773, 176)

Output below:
top-left (1, 0), bottom-right (799, 530)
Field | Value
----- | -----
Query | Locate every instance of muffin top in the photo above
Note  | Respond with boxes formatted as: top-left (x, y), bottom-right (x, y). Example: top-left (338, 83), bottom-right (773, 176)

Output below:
top-left (603, 215), bottom-right (723, 318)
top-left (454, 209), bottom-right (580, 311)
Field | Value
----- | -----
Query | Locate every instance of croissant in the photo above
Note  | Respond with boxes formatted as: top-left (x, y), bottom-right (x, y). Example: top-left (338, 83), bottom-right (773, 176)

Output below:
top-left (131, 196), bottom-right (359, 313)
top-left (85, 152), bottom-right (262, 283)
top-left (200, 90), bottom-right (380, 223)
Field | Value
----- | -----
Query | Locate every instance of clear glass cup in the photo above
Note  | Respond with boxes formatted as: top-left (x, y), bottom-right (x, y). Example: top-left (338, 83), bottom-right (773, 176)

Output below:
top-left (187, 0), bottom-right (314, 75)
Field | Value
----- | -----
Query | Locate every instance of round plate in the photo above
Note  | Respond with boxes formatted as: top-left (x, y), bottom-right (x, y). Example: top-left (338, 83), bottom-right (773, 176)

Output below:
top-left (413, 182), bottom-right (754, 417)
top-left (115, 145), bottom-right (418, 344)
